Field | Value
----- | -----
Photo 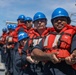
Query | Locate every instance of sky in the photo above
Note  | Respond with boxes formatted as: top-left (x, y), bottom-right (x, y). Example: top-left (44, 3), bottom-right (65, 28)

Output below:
top-left (0, 0), bottom-right (76, 34)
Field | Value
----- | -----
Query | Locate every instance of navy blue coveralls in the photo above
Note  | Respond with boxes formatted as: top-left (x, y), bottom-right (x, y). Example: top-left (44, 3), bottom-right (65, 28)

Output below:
top-left (13, 41), bottom-right (36, 75)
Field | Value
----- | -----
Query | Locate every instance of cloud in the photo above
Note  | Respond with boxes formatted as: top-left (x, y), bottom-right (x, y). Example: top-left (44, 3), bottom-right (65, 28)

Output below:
top-left (0, 0), bottom-right (76, 34)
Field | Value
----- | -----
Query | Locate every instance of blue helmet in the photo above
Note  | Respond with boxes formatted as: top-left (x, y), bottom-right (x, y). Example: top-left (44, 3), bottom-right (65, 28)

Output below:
top-left (2, 28), bottom-right (7, 32)
top-left (51, 7), bottom-right (71, 24)
top-left (12, 24), bottom-right (17, 30)
top-left (18, 32), bottom-right (29, 41)
top-left (7, 24), bottom-right (12, 30)
top-left (33, 12), bottom-right (47, 22)
top-left (17, 15), bottom-right (26, 21)
top-left (25, 17), bottom-right (32, 21)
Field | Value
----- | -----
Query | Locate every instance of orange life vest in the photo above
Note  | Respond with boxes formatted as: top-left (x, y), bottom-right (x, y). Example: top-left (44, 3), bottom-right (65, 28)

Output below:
top-left (29, 27), bottom-right (53, 47)
top-left (43, 25), bottom-right (75, 53)
top-left (43, 25), bottom-right (76, 70)
top-left (0, 32), bottom-right (7, 44)
top-left (15, 23), bottom-right (27, 32)
top-left (8, 23), bottom-right (27, 43)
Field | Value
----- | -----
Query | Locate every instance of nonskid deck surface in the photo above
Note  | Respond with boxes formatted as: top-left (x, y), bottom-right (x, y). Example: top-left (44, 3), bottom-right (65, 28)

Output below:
top-left (0, 51), bottom-right (6, 75)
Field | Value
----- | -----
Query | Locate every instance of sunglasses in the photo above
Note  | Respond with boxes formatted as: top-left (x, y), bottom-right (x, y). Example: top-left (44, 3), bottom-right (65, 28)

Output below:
top-left (25, 20), bottom-right (32, 23)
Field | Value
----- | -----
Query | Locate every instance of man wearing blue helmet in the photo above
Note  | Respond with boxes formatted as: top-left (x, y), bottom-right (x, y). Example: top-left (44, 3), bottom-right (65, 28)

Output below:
top-left (13, 32), bottom-right (36, 75)
top-left (51, 7), bottom-right (71, 32)
top-left (24, 17), bottom-right (34, 36)
top-left (1, 28), bottom-right (7, 45)
top-left (0, 28), bottom-right (7, 63)
top-left (27, 12), bottom-right (54, 75)
top-left (16, 15), bottom-right (27, 33)
top-left (13, 13), bottom-right (52, 75)
top-left (5, 24), bottom-right (16, 75)
top-left (33, 12), bottom-right (47, 30)
top-left (31, 8), bottom-right (76, 75)
top-left (25, 17), bottom-right (33, 30)
top-left (9, 15), bottom-right (27, 43)
top-left (12, 24), bottom-right (17, 30)
top-left (17, 15), bottom-right (26, 25)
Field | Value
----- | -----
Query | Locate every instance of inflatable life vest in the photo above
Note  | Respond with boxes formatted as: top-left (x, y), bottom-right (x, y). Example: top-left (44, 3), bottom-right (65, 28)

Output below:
top-left (17, 39), bottom-right (33, 56)
top-left (29, 27), bottom-right (53, 47)
top-left (43, 25), bottom-right (76, 70)
top-left (0, 32), bottom-right (7, 45)
top-left (6, 31), bottom-right (14, 43)
top-left (43, 25), bottom-right (75, 54)
top-left (8, 23), bottom-right (27, 43)
top-left (15, 23), bottom-right (27, 33)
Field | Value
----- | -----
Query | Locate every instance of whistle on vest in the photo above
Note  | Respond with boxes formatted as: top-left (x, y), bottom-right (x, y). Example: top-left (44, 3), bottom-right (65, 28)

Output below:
top-left (51, 49), bottom-right (70, 60)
